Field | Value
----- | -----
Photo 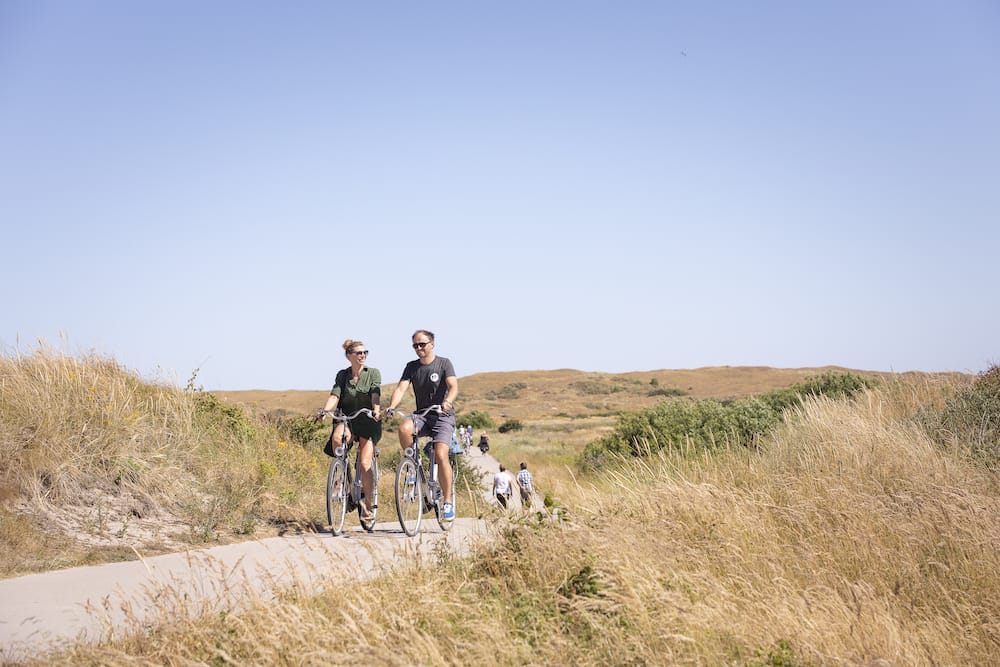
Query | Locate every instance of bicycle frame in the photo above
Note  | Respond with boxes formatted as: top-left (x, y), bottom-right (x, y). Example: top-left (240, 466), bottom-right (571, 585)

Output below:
top-left (391, 405), bottom-right (455, 536)
top-left (323, 408), bottom-right (380, 535)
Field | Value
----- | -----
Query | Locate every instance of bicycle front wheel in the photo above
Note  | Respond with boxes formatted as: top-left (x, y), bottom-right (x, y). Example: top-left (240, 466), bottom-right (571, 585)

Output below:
top-left (326, 458), bottom-right (349, 536)
top-left (395, 458), bottom-right (422, 537)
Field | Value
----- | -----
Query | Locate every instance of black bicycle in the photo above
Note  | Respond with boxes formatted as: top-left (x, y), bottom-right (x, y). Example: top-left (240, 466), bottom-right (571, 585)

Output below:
top-left (388, 405), bottom-right (456, 536)
top-left (318, 408), bottom-right (381, 535)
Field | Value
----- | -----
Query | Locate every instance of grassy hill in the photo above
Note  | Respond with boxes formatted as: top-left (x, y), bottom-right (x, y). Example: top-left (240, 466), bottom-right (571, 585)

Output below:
top-left (212, 365), bottom-right (900, 421)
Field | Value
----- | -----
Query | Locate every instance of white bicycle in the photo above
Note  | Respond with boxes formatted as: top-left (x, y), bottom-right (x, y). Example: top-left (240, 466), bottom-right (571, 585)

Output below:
top-left (318, 408), bottom-right (381, 535)
top-left (388, 405), bottom-right (456, 536)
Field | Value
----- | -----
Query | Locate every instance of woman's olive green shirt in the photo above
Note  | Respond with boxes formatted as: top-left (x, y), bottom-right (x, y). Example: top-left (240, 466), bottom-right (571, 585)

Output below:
top-left (331, 366), bottom-right (382, 443)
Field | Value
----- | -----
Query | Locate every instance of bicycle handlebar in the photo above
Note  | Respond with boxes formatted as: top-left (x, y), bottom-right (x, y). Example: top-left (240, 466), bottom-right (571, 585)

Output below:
top-left (318, 408), bottom-right (375, 421)
top-left (385, 404), bottom-right (444, 419)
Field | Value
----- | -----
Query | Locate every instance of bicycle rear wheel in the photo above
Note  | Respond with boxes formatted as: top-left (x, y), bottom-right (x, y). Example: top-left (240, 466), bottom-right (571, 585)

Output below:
top-left (394, 457), bottom-right (422, 537)
top-left (359, 453), bottom-right (380, 532)
top-left (326, 458), bottom-right (349, 536)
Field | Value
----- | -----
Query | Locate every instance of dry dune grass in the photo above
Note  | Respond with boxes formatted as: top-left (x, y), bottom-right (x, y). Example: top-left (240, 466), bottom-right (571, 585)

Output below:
top-left (40, 377), bottom-right (1000, 666)
top-left (0, 347), bottom-right (329, 575)
top-left (0, 347), bottom-right (201, 570)
top-left (214, 365), bottom-right (903, 422)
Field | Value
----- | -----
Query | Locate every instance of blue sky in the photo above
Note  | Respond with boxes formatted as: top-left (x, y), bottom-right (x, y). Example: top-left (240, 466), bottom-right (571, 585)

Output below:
top-left (2, 1), bottom-right (998, 390)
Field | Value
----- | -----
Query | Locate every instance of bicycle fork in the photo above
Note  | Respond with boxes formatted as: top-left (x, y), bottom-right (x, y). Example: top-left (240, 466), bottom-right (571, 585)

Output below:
top-left (429, 459), bottom-right (442, 505)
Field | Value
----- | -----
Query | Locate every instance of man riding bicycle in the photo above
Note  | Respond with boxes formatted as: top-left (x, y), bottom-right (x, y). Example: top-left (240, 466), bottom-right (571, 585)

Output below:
top-left (385, 330), bottom-right (459, 520)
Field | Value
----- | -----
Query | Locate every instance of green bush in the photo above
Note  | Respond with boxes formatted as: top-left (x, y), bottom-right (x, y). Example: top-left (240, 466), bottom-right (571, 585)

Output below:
top-left (458, 410), bottom-right (495, 430)
top-left (572, 379), bottom-right (623, 395)
top-left (760, 371), bottom-right (874, 413)
top-left (498, 419), bottom-right (523, 433)
top-left (488, 382), bottom-right (527, 400)
top-left (648, 387), bottom-right (686, 397)
top-left (271, 414), bottom-right (328, 447)
top-left (936, 365), bottom-right (1000, 465)
top-left (193, 392), bottom-right (258, 443)
top-left (579, 371), bottom-right (874, 470)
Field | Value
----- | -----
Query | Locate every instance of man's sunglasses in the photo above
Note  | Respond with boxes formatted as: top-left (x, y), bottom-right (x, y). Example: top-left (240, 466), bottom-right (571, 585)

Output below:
top-left (412, 341), bottom-right (430, 349)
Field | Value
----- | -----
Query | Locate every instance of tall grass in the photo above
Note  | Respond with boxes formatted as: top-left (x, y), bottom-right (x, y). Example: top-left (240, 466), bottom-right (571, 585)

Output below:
top-left (0, 346), bottom-right (328, 575)
top-left (579, 371), bottom-right (876, 469)
top-left (35, 377), bottom-right (999, 665)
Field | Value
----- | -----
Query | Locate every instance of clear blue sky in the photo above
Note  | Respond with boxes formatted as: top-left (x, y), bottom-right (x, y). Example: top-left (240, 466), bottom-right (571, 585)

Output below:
top-left (2, 2), bottom-right (997, 390)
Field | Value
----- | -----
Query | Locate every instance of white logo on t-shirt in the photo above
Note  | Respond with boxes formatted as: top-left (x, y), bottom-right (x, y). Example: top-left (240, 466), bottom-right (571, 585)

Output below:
top-left (430, 372), bottom-right (440, 383)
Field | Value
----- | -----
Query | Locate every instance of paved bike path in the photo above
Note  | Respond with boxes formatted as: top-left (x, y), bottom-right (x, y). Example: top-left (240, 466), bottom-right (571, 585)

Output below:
top-left (0, 519), bottom-right (486, 662)
top-left (0, 446), bottom-right (523, 662)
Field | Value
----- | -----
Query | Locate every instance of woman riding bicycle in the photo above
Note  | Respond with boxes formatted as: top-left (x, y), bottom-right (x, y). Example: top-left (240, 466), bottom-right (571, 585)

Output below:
top-left (318, 339), bottom-right (382, 520)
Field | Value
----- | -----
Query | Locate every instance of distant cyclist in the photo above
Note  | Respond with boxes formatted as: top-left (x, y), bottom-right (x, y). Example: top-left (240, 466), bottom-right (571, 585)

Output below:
top-left (385, 330), bottom-right (459, 520)
top-left (317, 339), bottom-right (382, 520)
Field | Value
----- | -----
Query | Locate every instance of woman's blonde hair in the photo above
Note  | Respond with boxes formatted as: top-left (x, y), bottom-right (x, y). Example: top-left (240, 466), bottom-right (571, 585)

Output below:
top-left (342, 339), bottom-right (365, 355)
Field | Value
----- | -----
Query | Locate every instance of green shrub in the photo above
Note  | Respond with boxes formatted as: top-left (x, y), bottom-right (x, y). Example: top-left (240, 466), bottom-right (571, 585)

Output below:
top-left (488, 382), bottom-right (527, 400)
top-left (458, 410), bottom-right (495, 430)
top-left (936, 365), bottom-right (1000, 465)
top-left (572, 379), bottom-right (623, 395)
top-left (648, 387), bottom-right (686, 397)
top-left (271, 414), bottom-right (328, 447)
top-left (761, 371), bottom-right (875, 413)
top-left (192, 392), bottom-right (258, 443)
top-left (498, 419), bottom-right (523, 433)
top-left (579, 371), bottom-right (874, 470)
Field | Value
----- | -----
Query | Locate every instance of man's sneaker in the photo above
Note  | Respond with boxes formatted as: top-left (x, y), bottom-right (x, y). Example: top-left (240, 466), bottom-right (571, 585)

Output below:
top-left (442, 502), bottom-right (455, 520)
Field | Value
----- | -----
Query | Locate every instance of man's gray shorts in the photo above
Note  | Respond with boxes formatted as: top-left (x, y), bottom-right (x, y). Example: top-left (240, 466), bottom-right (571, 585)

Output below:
top-left (409, 412), bottom-right (456, 444)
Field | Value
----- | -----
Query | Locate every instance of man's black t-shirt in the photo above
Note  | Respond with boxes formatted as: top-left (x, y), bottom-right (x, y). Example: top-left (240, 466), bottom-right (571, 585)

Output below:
top-left (400, 356), bottom-right (455, 413)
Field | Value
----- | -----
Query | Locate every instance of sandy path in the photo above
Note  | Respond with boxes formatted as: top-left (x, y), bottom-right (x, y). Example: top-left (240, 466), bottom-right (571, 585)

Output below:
top-left (0, 449), bottom-right (510, 663)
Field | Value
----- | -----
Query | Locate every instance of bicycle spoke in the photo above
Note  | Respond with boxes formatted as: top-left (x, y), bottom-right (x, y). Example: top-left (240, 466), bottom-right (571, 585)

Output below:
top-left (326, 459), bottom-right (349, 536)
top-left (395, 458), bottom-right (422, 537)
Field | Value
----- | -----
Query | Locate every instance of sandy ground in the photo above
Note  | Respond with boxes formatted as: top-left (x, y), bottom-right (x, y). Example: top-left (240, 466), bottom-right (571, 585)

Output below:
top-left (0, 449), bottom-right (520, 664)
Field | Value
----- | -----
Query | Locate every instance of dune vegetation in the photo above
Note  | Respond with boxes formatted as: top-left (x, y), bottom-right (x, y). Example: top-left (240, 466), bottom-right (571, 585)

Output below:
top-left (3, 345), bottom-right (999, 665)
top-left (0, 346), bottom-right (334, 575)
